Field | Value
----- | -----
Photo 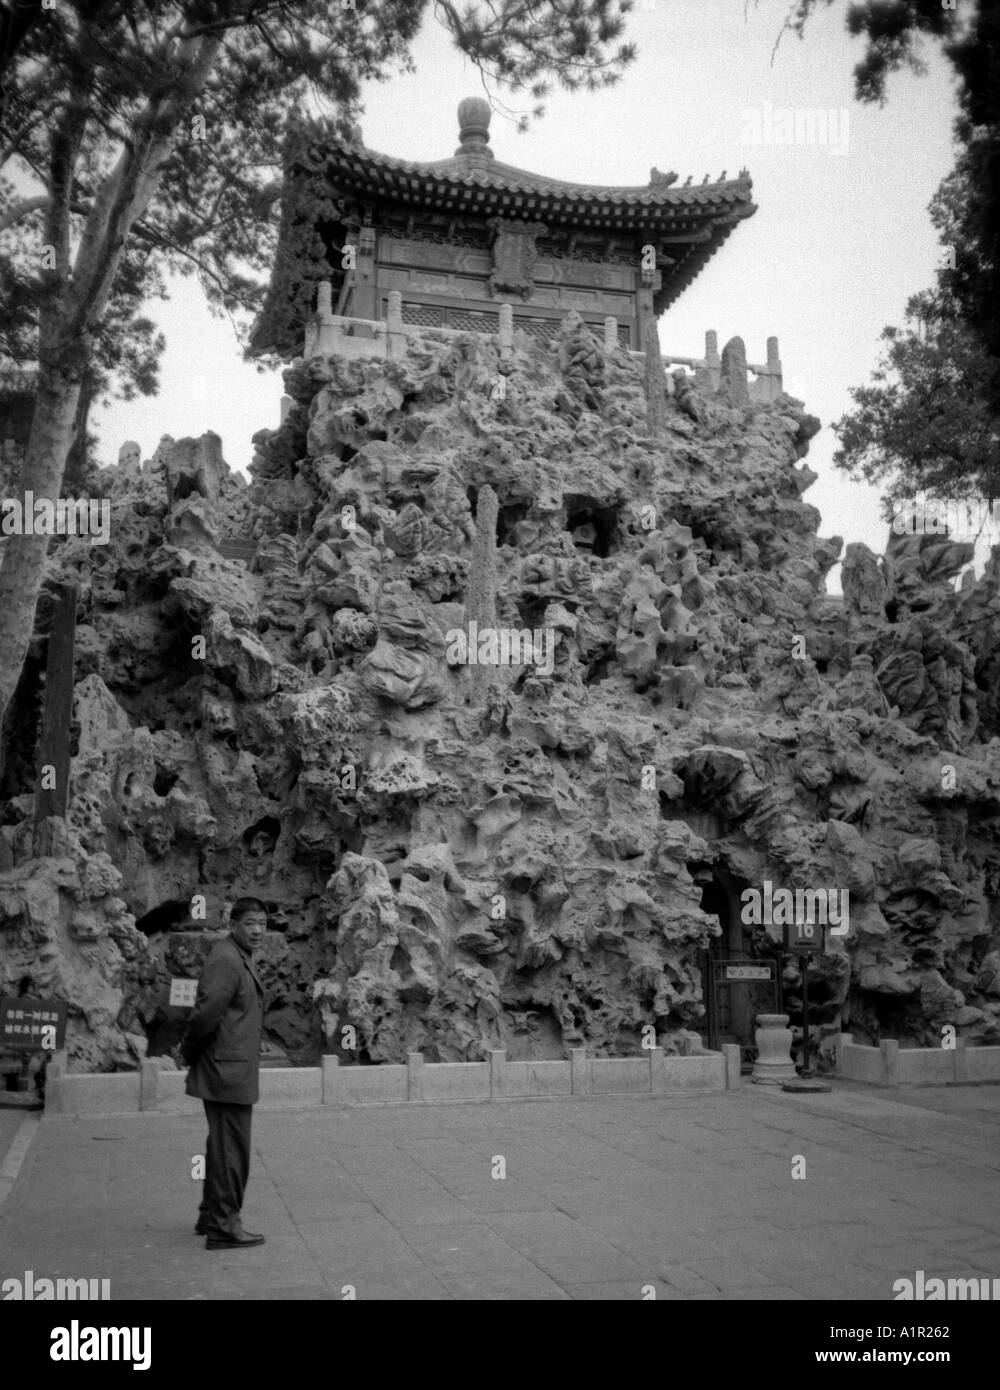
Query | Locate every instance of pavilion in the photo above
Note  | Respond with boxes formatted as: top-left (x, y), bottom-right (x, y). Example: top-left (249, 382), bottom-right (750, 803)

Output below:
top-left (250, 97), bottom-right (757, 359)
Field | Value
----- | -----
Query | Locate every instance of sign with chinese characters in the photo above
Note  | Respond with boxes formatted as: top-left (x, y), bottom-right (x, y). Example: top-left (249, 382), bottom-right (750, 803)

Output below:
top-left (169, 978), bottom-right (198, 1008)
top-left (786, 919), bottom-right (825, 954)
top-left (487, 217), bottom-right (547, 300)
top-left (0, 997), bottom-right (67, 1051)
top-left (724, 964), bottom-right (773, 982)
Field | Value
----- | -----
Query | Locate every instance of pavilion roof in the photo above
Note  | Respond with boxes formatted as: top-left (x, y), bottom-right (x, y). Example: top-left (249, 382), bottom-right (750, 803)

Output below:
top-left (306, 141), bottom-right (756, 220)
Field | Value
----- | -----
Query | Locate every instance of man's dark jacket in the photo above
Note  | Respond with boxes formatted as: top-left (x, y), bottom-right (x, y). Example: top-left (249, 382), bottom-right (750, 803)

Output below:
top-left (182, 935), bottom-right (263, 1105)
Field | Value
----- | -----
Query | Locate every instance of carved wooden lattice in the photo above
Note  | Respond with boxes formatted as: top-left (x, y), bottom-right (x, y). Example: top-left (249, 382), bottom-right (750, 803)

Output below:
top-left (398, 302), bottom-right (629, 347)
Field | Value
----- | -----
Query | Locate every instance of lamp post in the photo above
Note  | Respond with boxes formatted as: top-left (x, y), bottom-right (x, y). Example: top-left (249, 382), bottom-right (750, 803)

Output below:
top-left (782, 918), bottom-right (832, 1094)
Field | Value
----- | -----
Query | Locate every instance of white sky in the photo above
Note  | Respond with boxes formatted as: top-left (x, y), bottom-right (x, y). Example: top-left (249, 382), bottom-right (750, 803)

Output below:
top-left (92, 0), bottom-right (961, 590)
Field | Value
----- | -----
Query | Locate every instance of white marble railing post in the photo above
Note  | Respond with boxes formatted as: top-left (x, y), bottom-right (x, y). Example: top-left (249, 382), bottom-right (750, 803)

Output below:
top-left (310, 280), bottom-right (338, 357)
top-left (747, 337), bottom-right (784, 402)
top-left (498, 303), bottom-right (514, 359)
top-left (603, 317), bottom-right (618, 354)
top-left (766, 335), bottom-right (783, 398)
top-left (704, 330), bottom-right (720, 391)
top-left (386, 290), bottom-right (407, 362)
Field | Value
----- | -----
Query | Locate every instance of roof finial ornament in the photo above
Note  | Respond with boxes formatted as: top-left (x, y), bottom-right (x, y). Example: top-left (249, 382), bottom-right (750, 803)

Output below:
top-left (648, 166), bottom-right (678, 188)
top-left (456, 96), bottom-right (494, 159)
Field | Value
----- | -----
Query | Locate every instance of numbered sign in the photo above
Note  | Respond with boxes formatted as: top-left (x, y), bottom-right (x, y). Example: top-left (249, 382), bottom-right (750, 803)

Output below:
top-left (169, 978), bottom-right (198, 1008)
top-left (0, 997), bottom-right (67, 1051)
top-left (786, 919), bottom-right (825, 955)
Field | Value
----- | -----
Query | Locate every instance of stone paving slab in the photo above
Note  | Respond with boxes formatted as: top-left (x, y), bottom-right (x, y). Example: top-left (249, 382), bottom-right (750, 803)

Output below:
top-left (0, 1084), bottom-right (998, 1300)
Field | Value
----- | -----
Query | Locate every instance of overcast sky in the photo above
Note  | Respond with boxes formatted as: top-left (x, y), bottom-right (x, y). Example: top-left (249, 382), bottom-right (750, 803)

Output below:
top-left (91, 0), bottom-right (961, 590)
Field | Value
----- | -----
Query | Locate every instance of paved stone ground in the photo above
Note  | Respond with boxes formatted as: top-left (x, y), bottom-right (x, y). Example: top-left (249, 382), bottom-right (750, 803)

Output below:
top-left (0, 1109), bottom-right (29, 1157)
top-left (1, 1082), bottom-right (998, 1301)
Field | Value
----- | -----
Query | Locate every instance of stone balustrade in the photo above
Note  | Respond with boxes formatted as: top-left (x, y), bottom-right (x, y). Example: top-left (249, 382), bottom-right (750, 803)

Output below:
top-left (44, 1042), bottom-right (739, 1116)
top-left (641, 327), bottom-right (784, 403)
top-left (835, 1033), bottom-right (1000, 1086)
top-left (303, 287), bottom-right (410, 362)
top-left (301, 282), bottom-right (784, 404)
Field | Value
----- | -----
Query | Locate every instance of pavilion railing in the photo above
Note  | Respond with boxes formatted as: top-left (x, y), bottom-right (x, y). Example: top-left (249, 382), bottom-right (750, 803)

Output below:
top-left (300, 283), bottom-right (783, 404)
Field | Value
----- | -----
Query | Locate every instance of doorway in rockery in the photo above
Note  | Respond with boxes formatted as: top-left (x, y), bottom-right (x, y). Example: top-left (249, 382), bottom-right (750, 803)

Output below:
top-left (696, 866), bottom-right (782, 1071)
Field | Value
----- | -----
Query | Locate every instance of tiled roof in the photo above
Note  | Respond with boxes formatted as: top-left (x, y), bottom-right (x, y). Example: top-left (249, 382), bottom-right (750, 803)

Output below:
top-left (303, 142), bottom-right (755, 219)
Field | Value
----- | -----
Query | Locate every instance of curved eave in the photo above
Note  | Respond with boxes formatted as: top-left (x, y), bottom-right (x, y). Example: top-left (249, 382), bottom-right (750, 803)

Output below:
top-left (299, 142), bottom-right (755, 224)
top-left (655, 204), bottom-right (758, 313)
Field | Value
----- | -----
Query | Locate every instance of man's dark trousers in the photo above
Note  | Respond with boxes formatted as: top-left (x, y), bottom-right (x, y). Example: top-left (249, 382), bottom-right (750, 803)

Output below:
top-left (198, 1101), bottom-right (253, 1236)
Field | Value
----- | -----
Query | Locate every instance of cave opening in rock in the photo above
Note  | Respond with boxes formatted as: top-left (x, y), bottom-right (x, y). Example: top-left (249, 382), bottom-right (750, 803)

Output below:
top-left (667, 750), bottom-right (756, 837)
top-left (583, 648), bottom-right (614, 685)
top-left (564, 498), bottom-right (619, 558)
top-left (514, 595), bottom-right (549, 630)
top-left (694, 866), bottom-right (781, 1067)
top-left (658, 789), bottom-right (723, 845)
top-left (502, 1001), bottom-right (564, 1059)
top-left (153, 764), bottom-right (178, 797)
top-left (497, 502), bottom-right (531, 548)
top-left (136, 900), bottom-right (190, 936)
top-left (243, 816), bottom-right (280, 857)
top-left (860, 991), bottom-right (914, 1040)
top-left (684, 517), bottom-right (724, 556)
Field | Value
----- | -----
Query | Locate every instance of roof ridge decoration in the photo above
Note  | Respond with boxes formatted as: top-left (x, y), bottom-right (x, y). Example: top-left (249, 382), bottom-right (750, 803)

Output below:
top-left (300, 101), bottom-right (754, 205)
top-left (455, 96), bottom-right (494, 160)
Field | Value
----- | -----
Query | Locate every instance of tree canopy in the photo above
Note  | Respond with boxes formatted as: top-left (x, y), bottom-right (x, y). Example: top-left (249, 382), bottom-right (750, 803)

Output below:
top-left (1, 0), bottom-right (636, 377)
top-left (771, 1), bottom-right (1000, 513)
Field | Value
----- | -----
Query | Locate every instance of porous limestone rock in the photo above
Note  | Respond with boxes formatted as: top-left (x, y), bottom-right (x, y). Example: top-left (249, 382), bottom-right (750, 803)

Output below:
top-left (3, 324), bottom-right (1000, 1073)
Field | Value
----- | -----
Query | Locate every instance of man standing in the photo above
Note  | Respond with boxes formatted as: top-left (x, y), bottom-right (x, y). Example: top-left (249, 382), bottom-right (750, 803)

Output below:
top-left (182, 898), bottom-right (267, 1250)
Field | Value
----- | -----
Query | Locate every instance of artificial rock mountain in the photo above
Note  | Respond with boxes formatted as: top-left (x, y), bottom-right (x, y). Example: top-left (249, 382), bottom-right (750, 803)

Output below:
top-left (2, 316), bottom-right (999, 1073)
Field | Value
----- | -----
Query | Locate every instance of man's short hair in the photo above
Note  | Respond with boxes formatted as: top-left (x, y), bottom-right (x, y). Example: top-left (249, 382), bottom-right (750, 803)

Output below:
top-left (231, 897), bottom-right (268, 923)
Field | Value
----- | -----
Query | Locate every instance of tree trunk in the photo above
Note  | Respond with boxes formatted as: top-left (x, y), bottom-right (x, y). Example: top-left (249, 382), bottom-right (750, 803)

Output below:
top-left (0, 29), bottom-right (222, 741)
top-left (0, 363), bottom-right (82, 736)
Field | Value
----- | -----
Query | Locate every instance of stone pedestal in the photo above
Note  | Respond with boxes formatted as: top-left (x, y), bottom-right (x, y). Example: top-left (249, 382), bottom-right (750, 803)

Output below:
top-left (752, 1013), bottom-right (796, 1085)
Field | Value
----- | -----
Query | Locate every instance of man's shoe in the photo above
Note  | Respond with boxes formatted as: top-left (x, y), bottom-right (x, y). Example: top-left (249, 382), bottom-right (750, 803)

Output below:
top-left (205, 1230), bottom-right (265, 1250)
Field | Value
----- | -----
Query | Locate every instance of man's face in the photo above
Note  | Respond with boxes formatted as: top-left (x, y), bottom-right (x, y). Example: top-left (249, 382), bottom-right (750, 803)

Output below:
top-left (230, 910), bottom-right (267, 952)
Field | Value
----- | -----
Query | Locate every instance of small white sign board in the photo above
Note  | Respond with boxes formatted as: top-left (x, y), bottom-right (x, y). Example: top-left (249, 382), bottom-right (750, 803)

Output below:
top-left (724, 965), bottom-right (772, 981)
top-left (169, 978), bottom-right (198, 1008)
